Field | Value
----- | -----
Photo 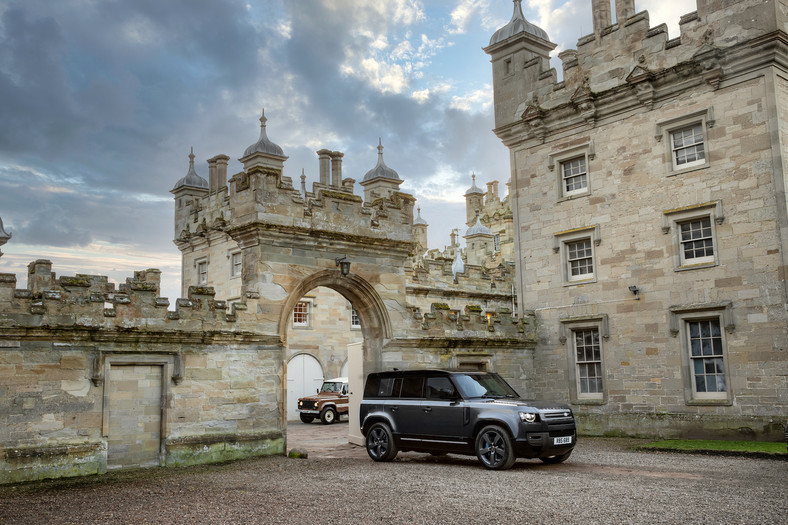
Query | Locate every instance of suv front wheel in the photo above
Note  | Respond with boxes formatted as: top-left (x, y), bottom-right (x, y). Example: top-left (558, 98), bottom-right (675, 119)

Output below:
top-left (475, 425), bottom-right (516, 470)
top-left (366, 422), bottom-right (398, 462)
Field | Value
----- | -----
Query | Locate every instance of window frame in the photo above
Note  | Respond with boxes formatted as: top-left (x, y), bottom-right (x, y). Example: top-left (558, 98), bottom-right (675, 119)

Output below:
top-left (655, 108), bottom-right (714, 176)
top-left (669, 302), bottom-right (734, 405)
top-left (350, 306), bottom-right (361, 330)
top-left (195, 258), bottom-right (208, 285)
top-left (291, 299), bottom-right (313, 329)
top-left (663, 201), bottom-right (723, 271)
top-left (554, 225), bottom-right (601, 285)
top-left (560, 314), bottom-right (608, 404)
top-left (230, 251), bottom-right (242, 278)
top-left (548, 141), bottom-right (594, 201)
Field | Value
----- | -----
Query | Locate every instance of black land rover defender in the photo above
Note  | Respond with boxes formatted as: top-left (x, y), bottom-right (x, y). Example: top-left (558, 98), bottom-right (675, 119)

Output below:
top-left (359, 369), bottom-right (576, 470)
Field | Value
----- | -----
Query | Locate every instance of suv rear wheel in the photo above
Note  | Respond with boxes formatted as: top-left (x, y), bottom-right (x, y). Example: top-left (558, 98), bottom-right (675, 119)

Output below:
top-left (475, 425), bottom-right (516, 470)
top-left (366, 422), bottom-right (398, 462)
top-left (320, 407), bottom-right (337, 425)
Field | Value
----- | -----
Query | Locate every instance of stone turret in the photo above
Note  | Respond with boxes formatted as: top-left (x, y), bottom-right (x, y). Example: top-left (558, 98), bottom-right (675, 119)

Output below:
top-left (359, 139), bottom-right (404, 204)
top-left (463, 173), bottom-right (485, 226)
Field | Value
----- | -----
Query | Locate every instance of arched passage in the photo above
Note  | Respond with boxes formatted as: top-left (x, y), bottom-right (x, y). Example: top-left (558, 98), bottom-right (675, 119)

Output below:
top-left (278, 268), bottom-right (392, 361)
top-left (279, 269), bottom-right (393, 445)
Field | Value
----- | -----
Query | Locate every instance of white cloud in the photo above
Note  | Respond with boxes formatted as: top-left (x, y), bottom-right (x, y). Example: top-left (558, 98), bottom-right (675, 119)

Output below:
top-left (449, 86), bottom-right (493, 113)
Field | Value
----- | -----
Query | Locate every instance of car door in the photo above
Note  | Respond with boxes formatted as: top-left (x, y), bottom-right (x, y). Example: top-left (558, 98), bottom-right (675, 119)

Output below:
top-left (390, 374), bottom-right (425, 437)
top-left (421, 375), bottom-right (466, 442)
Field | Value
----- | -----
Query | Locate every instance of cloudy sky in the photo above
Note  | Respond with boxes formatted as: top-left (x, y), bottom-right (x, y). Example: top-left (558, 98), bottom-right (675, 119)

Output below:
top-left (0, 0), bottom-right (695, 302)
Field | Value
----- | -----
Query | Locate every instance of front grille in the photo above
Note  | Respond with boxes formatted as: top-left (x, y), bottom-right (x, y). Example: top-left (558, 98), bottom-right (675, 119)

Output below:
top-left (541, 409), bottom-right (573, 421)
top-left (299, 400), bottom-right (317, 410)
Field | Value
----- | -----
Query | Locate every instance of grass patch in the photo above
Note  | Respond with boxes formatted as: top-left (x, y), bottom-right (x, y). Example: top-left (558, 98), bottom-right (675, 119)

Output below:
top-left (635, 439), bottom-right (787, 458)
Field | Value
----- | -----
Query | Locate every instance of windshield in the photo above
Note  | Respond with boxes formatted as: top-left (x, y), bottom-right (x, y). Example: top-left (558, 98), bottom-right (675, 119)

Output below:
top-left (452, 373), bottom-right (520, 399)
top-left (320, 381), bottom-right (344, 393)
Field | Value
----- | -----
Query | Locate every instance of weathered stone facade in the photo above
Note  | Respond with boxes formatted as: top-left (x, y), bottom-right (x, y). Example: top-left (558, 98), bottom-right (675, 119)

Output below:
top-left (485, 0), bottom-right (788, 438)
top-left (0, 114), bottom-right (530, 483)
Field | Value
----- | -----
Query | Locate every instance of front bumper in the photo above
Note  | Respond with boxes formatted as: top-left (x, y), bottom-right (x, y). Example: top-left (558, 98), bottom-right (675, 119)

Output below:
top-left (514, 430), bottom-right (576, 458)
top-left (297, 409), bottom-right (320, 415)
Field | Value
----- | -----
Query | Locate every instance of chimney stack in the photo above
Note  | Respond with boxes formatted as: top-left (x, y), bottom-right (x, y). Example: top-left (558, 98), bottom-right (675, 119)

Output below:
top-left (615, 0), bottom-right (635, 23)
top-left (317, 149), bottom-right (331, 186)
top-left (330, 151), bottom-right (343, 187)
top-left (592, 0), bottom-right (612, 34)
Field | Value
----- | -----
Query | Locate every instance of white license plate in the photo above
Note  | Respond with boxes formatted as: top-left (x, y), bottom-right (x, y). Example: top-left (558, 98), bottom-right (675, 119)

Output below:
top-left (553, 436), bottom-right (572, 445)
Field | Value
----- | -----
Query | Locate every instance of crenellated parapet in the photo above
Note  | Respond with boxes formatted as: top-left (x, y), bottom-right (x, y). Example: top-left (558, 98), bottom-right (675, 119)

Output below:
top-left (0, 261), bottom-right (250, 332)
top-left (485, 0), bottom-right (787, 147)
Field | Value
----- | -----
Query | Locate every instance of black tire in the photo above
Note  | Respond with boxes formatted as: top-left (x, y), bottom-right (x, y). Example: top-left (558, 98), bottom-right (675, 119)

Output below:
top-left (299, 413), bottom-right (315, 424)
top-left (540, 449), bottom-right (572, 464)
top-left (320, 407), bottom-right (337, 425)
top-left (366, 422), bottom-right (398, 462)
top-left (475, 425), bottom-right (516, 470)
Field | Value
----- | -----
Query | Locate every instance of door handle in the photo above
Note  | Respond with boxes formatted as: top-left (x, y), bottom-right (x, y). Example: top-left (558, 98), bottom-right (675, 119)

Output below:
top-left (389, 406), bottom-right (399, 412)
top-left (422, 407), bottom-right (432, 413)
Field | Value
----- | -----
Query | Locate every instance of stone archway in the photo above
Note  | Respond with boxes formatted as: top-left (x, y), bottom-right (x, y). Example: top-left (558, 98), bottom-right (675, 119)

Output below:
top-left (278, 268), bottom-right (392, 368)
top-left (279, 269), bottom-right (392, 445)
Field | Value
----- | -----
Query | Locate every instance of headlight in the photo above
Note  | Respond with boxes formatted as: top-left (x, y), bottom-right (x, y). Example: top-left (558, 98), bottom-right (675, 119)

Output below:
top-left (519, 412), bottom-right (537, 423)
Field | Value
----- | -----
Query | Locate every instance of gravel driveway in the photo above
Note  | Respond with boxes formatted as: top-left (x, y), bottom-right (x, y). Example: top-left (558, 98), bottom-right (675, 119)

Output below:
top-left (1, 422), bottom-right (785, 524)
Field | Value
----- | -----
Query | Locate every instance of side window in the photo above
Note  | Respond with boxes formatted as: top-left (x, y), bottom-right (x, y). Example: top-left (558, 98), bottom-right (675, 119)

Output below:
top-left (426, 376), bottom-right (457, 400)
top-left (561, 156), bottom-right (588, 196)
top-left (566, 238), bottom-right (594, 281)
top-left (400, 376), bottom-right (424, 398)
top-left (656, 108), bottom-right (713, 175)
top-left (671, 124), bottom-right (705, 170)
top-left (573, 328), bottom-right (603, 398)
top-left (292, 300), bottom-right (311, 328)
top-left (663, 201), bottom-right (723, 271)
top-left (554, 225), bottom-right (600, 285)
top-left (548, 141), bottom-right (594, 200)
top-left (669, 302), bottom-right (733, 405)
top-left (560, 314), bottom-right (609, 404)
top-left (230, 252), bottom-right (242, 278)
top-left (197, 261), bottom-right (208, 284)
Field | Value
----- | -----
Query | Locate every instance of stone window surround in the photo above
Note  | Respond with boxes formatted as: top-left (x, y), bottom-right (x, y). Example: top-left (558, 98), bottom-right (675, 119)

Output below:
top-left (548, 140), bottom-right (595, 201)
top-left (559, 314), bottom-right (609, 405)
top-left (655, 107), bottom-right (714, 176)
top-left (194, 256), bottom-right (209, 285)
top-left (668, 302), bottom-right (734, 405)
top-left (662, 201), bottom-right (724, 271)
top-left (229, 250), bottom-right (242, 278)
top-left (553, 225), bottom-right (601, 285)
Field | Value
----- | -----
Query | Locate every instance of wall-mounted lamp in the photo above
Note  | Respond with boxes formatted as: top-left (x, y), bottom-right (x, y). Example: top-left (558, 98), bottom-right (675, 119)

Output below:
top-left (335, 256), bottom-right (351, 276)
top-left (628, 285), bottom-right (640, 299)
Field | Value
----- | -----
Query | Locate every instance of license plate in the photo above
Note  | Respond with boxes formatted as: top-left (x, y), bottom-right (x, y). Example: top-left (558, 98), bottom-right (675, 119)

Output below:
top-left (553, 436), bottom-right (572, 445)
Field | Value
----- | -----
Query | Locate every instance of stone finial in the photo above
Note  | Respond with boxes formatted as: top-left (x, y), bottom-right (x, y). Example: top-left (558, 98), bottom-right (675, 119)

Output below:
top-left (0, 216), bottom-right (11, 258)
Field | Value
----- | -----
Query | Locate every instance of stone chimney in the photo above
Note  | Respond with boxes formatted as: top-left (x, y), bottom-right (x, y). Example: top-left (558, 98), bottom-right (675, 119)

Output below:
top-left (615, 0), bottom-right (635, 23)
top-left (592, 0), bottom-right (612, 34)
top-left (213, 155), bottom-right (230, 192)
top-left (317, 149), bottom-right (331, 186)
top-left (330, 151), bottom-right (343, 187)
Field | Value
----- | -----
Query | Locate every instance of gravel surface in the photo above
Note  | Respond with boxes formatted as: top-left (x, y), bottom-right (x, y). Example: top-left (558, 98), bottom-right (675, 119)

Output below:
top-left (1, 423), bottom-right (785, 524)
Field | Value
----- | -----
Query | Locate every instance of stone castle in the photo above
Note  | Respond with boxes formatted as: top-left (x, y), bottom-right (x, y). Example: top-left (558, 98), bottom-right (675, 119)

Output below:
top-left (1, 0), bottom-right (787, 484)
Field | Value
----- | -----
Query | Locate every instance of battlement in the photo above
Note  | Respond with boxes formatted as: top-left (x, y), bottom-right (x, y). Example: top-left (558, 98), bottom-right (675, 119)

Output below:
top-left (0, 261), bottom-right (245, 331)
top-left (486, 0), bottom-right (786, 145)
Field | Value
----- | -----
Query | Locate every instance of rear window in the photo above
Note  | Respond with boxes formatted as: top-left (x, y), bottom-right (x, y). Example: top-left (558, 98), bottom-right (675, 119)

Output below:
top-left (364, 375), bottom-right (402, 398)
top-left (363, 374), bottom-right (426, 398)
